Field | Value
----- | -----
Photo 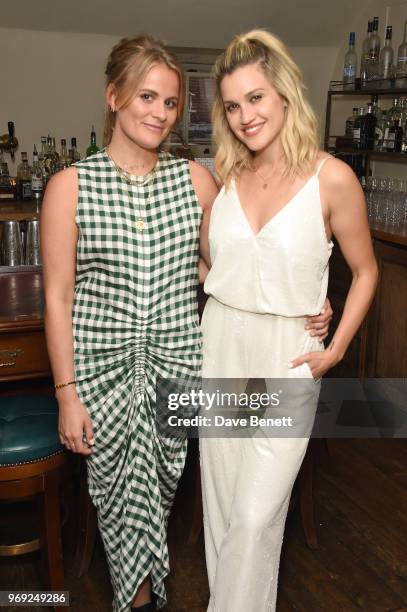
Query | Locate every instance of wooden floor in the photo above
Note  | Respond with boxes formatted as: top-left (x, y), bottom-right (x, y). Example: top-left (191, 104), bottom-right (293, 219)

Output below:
top-left (1, 439), bottom-right (407, 611)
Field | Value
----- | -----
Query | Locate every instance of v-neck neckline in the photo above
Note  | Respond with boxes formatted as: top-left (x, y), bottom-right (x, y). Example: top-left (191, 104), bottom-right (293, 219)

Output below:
top-left (233, 173), bottom-right (316, 237)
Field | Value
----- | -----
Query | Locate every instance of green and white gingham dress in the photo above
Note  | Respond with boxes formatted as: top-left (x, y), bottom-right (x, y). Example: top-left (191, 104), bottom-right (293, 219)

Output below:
top-left (72, 150), bottom-right (202, 611)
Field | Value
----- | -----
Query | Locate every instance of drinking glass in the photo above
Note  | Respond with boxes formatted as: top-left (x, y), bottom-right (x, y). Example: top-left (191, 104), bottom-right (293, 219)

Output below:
top-left (1, 220), bottom-right (23, 266)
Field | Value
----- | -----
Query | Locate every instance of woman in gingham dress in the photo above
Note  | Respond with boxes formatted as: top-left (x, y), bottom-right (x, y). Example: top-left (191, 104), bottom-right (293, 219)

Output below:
top-left (41, 35), bottom-right (217, 611)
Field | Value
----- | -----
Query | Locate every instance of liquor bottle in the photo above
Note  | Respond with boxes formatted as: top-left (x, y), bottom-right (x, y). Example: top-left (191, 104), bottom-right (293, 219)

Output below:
top-left (43, 135), bottom-right (55, 180)
top-left (343, 32), bottom-right (357, 89)
top-left (387, 97), bottom-right (401, 125)
top-left (379, 26), bottom-right (394, 88)
top-left (0, 150), bottom-right (16, 200)
top-left (360, 103), bottom-right (377, 150)
top-left (51, 137), bottom-right (60, 168)
top-left (360, 21), bottom-right (372, 79)
top-left (352, 107), bottom-right (365, 149)
top-left (70, 137), bottom-right (81, 163)
top-left (400, 98), bottom-right (407, 152)
top-left (370, 94), bottom-right (382, 121)
top-left (374, 109), bottom-right (390, 151)
top-left (31, 145), bottom-right (44, 203)
top-left (38, 136), bottom-right (47, 164)
top-left (369, 17), bottom-right (381, 61)
top-left (387, 119), bottom-right (403, 152)
top-left (345, 107), bottom-right (359, 136)
top-left (396, 20), bottom-right (407, 88)
top-left (86, 126), bottom-right (99, 157)
top-left (58, 139), bottom-right (70, 170)
top-left (367, 50), bottom-right (380, 84)
top-left (16, 152), bottom-right (32, 201)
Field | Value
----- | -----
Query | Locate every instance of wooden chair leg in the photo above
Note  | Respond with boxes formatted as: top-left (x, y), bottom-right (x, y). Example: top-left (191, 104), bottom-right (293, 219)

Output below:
top-left (38, 469), bottom-right (69, 612)
top-left (75, 457), bottom-right (97, 577)
top-left (298, 442), bottom-right (318, 550)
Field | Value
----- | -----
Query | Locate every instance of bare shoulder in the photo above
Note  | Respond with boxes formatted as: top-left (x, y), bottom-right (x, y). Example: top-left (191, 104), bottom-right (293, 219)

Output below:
top-left (189, 159), bottom-right (217, 186)
top-left (45, 167), bottom-right (78, 196)
top-left (41, 167), bottom-right (78, 222)
top-left (189, 160), bottom-right (219, 210)
top-left (318, 155), bottom-right (358, 190)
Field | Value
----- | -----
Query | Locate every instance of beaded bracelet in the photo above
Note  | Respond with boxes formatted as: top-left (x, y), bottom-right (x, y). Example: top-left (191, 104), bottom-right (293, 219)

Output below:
top-left (54, 380), bottom-right (76, 390)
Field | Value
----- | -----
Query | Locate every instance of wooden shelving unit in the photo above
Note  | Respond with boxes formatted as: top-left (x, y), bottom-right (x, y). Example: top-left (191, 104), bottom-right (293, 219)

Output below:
top-left (324, 85), bottom-right (407, 175)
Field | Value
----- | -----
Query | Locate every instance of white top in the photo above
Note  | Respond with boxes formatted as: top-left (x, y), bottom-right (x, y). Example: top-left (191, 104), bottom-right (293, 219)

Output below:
top-left (204, 158), bottom-right (334, 317)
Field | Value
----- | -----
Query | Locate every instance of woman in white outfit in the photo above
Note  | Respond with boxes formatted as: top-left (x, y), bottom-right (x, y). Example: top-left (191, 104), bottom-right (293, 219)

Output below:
top-left (199, 30), bottom-right (378, 611)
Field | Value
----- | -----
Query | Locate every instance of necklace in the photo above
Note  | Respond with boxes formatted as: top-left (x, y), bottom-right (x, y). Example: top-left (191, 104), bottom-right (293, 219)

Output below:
top-left (106, 148), bottom-right (158, 231)
top-left (254, 166), bottom-right (273, 190)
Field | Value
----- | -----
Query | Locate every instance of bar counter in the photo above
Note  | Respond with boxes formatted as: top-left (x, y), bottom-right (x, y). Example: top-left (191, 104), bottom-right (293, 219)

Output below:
top-left (0, 201), bottom-right (39, 222)
top-left (0, 221), bottom-right (406, 383)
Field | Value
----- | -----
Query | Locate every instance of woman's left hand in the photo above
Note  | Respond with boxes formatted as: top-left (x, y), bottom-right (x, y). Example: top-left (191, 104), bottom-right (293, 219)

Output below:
top-left (305, 297), bottom-right (333, 341)
top-left (289, 348), bottom-right (339, 381)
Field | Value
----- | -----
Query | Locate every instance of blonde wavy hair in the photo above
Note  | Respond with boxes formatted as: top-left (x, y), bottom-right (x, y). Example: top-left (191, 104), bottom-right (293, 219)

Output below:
top-left (103, 34), bottom-right (184, 146)
top-left (212, 29), bottom-right (319, 186)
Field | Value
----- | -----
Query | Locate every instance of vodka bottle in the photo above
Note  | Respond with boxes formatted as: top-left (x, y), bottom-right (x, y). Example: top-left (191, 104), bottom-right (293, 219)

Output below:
top-left (360, 21), bottom-right (372, 79)
top-left (343, 32), bottom-right (357, 89)
top-left (369, 17), bottom-right (381, 61)
top-left (367, 50), bottom-right (380, 84)
top-left (379, 26), bottom-right (394, 88)
top-left (396, 20), bottom-right (407, 88)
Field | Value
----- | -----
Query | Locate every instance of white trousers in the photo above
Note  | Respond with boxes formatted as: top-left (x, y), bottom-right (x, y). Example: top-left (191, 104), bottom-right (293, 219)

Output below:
top-left (200, 298), bottom-right (321, 611)
top-left (200, 435), bottom-right (310, 612)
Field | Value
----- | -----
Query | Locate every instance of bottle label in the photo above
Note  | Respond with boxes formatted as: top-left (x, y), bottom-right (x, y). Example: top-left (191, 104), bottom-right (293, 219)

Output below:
top-left (353, 128), bottom-right (361, 140)
top-left (387, 133), bottom-right (395, 150)
top-left (344, 66), bottom-right (356, 78)
top-left (22, 181), bottom-right (32, 198)
top-left (31, 177), bottom-right (43, 191)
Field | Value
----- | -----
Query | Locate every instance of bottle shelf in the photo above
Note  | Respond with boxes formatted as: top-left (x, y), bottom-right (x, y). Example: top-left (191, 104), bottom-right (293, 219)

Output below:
top-left (328, 82), bottom-right (407, 96)
top-left (329, 149), bottom-right (407, 162)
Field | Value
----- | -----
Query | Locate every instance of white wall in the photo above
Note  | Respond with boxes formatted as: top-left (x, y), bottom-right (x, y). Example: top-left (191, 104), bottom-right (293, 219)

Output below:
top-left (0, 27), bottom-right (338, 174)
top-left (0, 28), bottom-right (117, 174)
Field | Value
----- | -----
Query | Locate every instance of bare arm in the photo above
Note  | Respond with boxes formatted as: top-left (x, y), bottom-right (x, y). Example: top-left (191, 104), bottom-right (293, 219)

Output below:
top-left (189, 160), bottom-right (219, 270)
top-left (291, 158), bottom-right (378, 378)
top-left (41, 168), bottom-right (93, 455)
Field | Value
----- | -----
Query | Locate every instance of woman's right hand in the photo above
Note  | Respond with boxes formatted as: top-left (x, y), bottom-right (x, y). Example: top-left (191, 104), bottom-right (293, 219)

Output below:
top-left (57, 392), bottom-right (94, 455)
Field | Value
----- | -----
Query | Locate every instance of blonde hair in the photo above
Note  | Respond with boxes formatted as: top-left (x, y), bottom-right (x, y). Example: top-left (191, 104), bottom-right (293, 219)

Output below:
top-left (212, 29), bottom-right (319, 186)
top-left (103, 34), bottom-right (184, 146)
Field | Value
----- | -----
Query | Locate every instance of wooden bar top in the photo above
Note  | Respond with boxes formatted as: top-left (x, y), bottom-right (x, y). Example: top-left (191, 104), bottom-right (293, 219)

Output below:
top-left (370, 221), bottom-right (407, 248)
top-left (0, 221), bottom-right (405, 331)
top-left (0, 201), bottom-right (40, 221)
top-left (0, 271), bottom-right (44, 332)
top-left (1, 202), bottom-right (406, 245)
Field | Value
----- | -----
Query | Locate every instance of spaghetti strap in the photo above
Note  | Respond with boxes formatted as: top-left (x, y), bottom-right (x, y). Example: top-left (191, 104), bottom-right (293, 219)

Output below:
top-left (315, 155), bottom-right (333, 176)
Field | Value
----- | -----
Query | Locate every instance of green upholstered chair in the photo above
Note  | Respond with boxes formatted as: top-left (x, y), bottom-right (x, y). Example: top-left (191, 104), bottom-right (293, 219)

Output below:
top-left (0, 394), bottom-right (68, 608)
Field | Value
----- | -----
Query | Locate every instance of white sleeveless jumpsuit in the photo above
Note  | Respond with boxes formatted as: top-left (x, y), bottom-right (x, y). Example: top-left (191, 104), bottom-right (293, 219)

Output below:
top-left (200, 157), bottom-right (333, 611)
